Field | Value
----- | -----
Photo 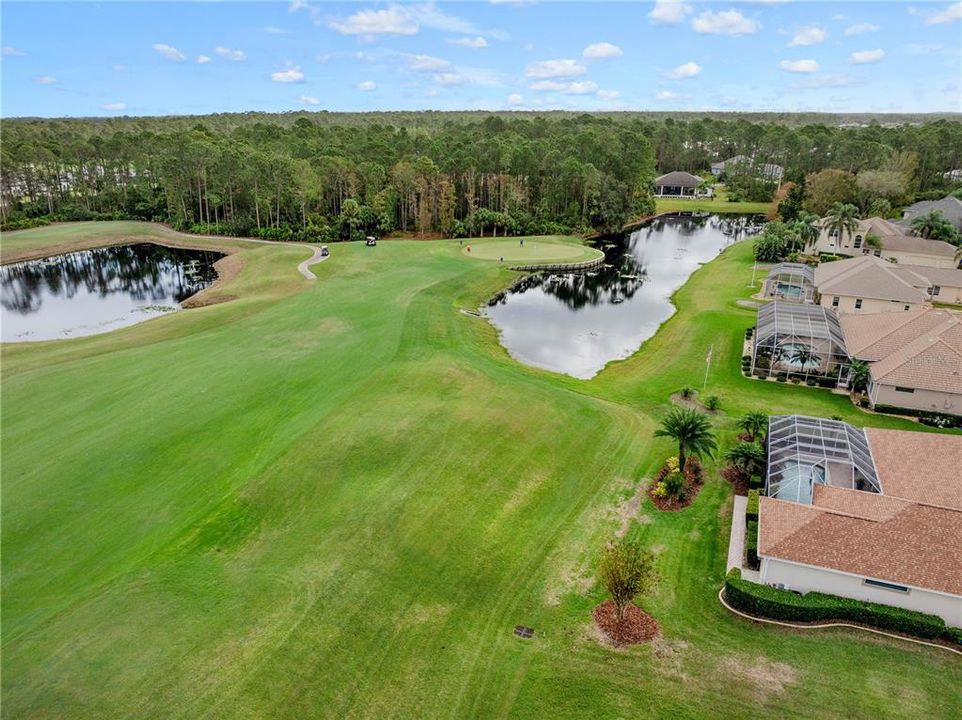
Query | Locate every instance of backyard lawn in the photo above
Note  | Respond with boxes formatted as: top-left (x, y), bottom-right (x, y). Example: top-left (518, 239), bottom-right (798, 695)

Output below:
top-left (2, 222), bottom-right (959, 719)
top-left (654, 186), bottom-right (774, 216)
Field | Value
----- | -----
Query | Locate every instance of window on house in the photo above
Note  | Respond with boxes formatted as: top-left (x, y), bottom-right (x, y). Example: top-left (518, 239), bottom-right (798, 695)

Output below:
top-left (864, 578), bottom-right (909, 593)
top-left (874, 249), bottom-right (881, 257)
top-left (931, 285), bottom-right (941, 296)
top-left (853, 235), bottom-right (862, 248)
top-left (894, 386), bottom-right (915, 393)
top-left (854, 299), bottom-right (863, 309)
top-left (832, 296), bottom-right (840, 307)
top-left (904, 305), bottom-right (910, 311)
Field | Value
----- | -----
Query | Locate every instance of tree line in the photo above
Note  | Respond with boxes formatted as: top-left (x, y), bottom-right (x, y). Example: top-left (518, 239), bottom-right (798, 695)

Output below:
top-left (2, 112), bottom-right (961, 240)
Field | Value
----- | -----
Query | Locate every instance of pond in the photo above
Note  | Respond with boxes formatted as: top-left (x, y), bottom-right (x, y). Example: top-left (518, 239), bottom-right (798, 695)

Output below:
top-left (1, 243), bottom-right (224, 342)
top-left (484, 214), bottom-right (763, 379)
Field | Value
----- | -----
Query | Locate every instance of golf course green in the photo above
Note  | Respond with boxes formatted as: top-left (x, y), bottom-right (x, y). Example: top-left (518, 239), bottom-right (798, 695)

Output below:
top-left (462, 236), bottom-right (604, 264)
top-left (2, 222), bottom-right (959, 719)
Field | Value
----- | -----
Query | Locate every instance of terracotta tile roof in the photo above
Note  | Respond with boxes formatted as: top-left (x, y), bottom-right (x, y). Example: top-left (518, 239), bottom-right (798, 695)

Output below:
top-left (759, 495), bottom-right (962, 595)
top-left (839, 308), bottom-right (958, 360)
top-left (815, 256), bottom-right (930, 304)
top-left (865, 428), bottom-right (962, 509)
top-left (867, 333), bottom-right (962, 394)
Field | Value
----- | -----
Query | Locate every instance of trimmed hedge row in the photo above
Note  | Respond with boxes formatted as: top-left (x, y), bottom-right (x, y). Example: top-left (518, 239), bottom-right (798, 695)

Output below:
top-left (872, 404), bottom-right (962, 429)
top-left (746, 489), bottom-right (760, 521)
top-left (745, 520), bottom-right (759, 569)
top-left (724, 575), bottom-right (948, 640)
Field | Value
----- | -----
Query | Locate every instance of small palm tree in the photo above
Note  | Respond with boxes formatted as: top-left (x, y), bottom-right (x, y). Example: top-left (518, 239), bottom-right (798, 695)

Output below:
top-left (724, 442), bottom-right (767, 478)
top-left (739, 410), bottom-right (769, 442)
top-left (654, 407), bottom-right (718, 472)
top-left (822, 202), bottom-right (860, 248)
top-left (787, 346), bottom-right (820, 372)
top-left (848, 358), bottom-right (871, 393)
top-left (795, 211), bottom-right (821, 252)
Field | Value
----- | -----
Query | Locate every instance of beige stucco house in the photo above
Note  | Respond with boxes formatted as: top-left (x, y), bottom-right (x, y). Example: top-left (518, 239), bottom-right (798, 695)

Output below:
top-left (759, 416), bottom-right (962, 627)
top-left (814, 256), bottom-right (931, 314)
top-left (814, 216), bottom-right (959, 269)
top-left (840, 308), bottom-right (962, 415)
top-left (900, 265), bottom-right (962, 306)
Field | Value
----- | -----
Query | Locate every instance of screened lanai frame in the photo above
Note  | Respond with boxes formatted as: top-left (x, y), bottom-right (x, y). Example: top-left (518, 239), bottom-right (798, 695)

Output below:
top-left (762, 263), bottom-right (816, 304)
top-left (750, 301), bottom-right (850, 383)
top-left (765, 415), bottom-right (882, 505)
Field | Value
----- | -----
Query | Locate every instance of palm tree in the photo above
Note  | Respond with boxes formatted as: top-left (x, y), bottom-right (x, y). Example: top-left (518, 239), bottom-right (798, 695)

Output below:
top-left (795, 211), bottom-right (821, 252)
top-left (786, 346), bottom-right (820, 373)
top-left (724, 442), bottom-right (767, 479)
top-left (738, 410), bottom-right (769, 442)
top-left (911, 211), bottom-right (961, 245)
top-left (654, 407), bottom-right (717, 472)
top-left (848, 358), bottom-right (871, 393)
top-left (821, 202), bottom-right (860, 249)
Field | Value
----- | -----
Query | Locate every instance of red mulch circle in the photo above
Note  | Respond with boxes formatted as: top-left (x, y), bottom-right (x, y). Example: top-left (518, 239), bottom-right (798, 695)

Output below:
top-left (592, 600), bottom-right (659, 646)
top-left (647, 476), bottom-right (703, 511)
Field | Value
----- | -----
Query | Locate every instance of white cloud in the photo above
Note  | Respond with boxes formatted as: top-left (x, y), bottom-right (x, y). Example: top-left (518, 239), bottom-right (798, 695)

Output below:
top-left (264, 26), bottom-right (288, 34)
top-left (524, 58), bottom-right (586, 79)
top-left (408, 3), bottom-right (479, 35)
top-left (789, 74), bottom-right (858, 90)
top-left (844, 23), bottom-right (880, 36)
top-left (507, 93), bottom-right (524, 105)
top-left (33, 76), bottom-right (57, 84)
top-left (656, 90), bottom-right (689, 101)
top-left (447, 36), bottom-right (488, 48)
top-left (779, 59), bottom-right (819, 73)
top-left (357, 80), bottom-right (377, 91)
top-left (271, 64), bottom-right (305, 82)
top-left (299, 94), bottom-right (320, 105)
top-left (196, 55), bottom-right (212, 64)
top-left (405, 54), bottom-right (451, 72)
top-left (112, 64), bottom-right (126, 71)
top-left (289, 0), bottom-right (322, 26)
top-left (649, 1), bottom-right (691, 25)
top-left (925, 2), bottom-right (962, 24)
top-left (596, 89), bottom-right (620, 99)
top-left (529, 79), bottom-right (599, 94)
top-left (788, 26), bottom-right (827, 46)
top-left (666, 61), bottom-right (702, 79)
top-left (434, 72), bottom-right (465, 86)
top-left (102, 102), bottom-right (127, 111)
top-left (215, 46), bottom-right (246, 61)
top-left (851, 48), bottom-right (885, 63)
top-left (2, 46), bottom-right (25, 56)
top-left (582, 42), bottom-right (622, 59)
top-left (152, 43), bottom-right (186, 61)
top-left (692, 10), bottom-right (758, 36)
top-left (328, 5), bottom-right (418, 35)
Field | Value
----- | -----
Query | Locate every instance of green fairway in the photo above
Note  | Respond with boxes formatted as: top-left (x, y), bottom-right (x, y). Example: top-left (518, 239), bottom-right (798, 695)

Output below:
top-left (462, 235), bottom-right (603, 264)
top-left (2, 222), bottom-right (959, 719)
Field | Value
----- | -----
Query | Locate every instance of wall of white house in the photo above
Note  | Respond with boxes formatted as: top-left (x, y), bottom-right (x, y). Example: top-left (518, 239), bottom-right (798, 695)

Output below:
top-left (813, 231), bottom-right (957, 269)
top-left (868, 381), bottom-right (962, 416)
top-left (928, 282), bottom-right (962, 305)
top-left (817, 293), bottom-right (924, 314)
top-left (760, 557), bottom-right (962, 627)
top-left (883, 250), bottom-right (959, 270)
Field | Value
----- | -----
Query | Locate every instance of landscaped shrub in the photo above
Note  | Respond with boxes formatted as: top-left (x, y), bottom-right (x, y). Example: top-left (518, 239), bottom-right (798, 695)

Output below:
top-left (724, 577), bottom-right (947, 640)
top-left (741, 355), bottom-right (751, 362)
top-left (805, 378), bottom-right (817, 387)
top-left (776, 375), bottom-right (787, 382)
top-left (815, 377), bottom-right (837, 389)
top-left (944, 627), bottom-right (962, 646)
top-left (749, 474), bottom-right (765, 489)
top-left (872, 404), bottom-right (962, 429)
top-left (704, 395), bottom-right (720, 412)
top-left (745, 520), bottom-right (759, 569)
top-left (746, 490), bottom-right (759, 521)
top-left (683, 456), bottom-right (704, 483)
top-left (680, 385), bottom-right (696, 399)
top-left (1, 216), bottom-right (51, 232)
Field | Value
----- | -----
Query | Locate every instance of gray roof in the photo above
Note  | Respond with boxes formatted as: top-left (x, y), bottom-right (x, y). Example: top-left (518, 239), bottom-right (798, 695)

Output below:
top-left (899, 196), bottom-right (962, 231)
top-left (767, 262), bottom-right (815, 284)
top-left (654, 171), bottom-right (703, 187)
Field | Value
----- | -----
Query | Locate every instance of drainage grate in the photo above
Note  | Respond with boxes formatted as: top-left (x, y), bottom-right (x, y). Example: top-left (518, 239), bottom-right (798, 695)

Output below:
top-left (513, 625), bottom-right (534, 639)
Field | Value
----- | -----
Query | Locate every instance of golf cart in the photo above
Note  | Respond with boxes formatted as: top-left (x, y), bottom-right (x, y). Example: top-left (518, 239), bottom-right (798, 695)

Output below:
top-left (365, 236), bottom-right (377, 247)
top-left (320, 245), bottom-right (330, 257)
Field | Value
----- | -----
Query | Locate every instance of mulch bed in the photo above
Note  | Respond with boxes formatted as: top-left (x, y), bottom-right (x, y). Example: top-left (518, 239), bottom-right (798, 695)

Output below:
top-left (593, 600), bottom-right (659, 646)
top-left (647, 463), bottom-right (705, 511)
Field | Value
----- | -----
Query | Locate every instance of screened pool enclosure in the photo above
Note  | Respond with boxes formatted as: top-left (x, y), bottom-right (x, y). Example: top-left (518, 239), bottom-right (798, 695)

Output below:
top-left (750, 302), bottom-right (850, 384)
top-left (762, 263), bottom-right (816, 303)
top-left (765, 415), bottom-right (882, 504)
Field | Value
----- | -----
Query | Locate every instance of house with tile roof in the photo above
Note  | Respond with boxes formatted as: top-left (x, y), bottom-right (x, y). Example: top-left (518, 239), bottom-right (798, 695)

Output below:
top-left (899, 264), bottom-right (962, 305)
top-left (758, 416), bottom-right (962, 626)
top-left (814, 255), bottom-right (931, 314)
top-left (839, 308), bottom-right (962, 415)
top-left (814, 216), bottom-right (959, 269)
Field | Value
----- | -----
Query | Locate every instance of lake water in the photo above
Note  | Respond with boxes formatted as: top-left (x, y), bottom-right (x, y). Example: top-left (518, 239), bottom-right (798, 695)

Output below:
top-left (1, 243), bottom-right (223, 342)
top-left (484, 214), bottom-right (762, 379)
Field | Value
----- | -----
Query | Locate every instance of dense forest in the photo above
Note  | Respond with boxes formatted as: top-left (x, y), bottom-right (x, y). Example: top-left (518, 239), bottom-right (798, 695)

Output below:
top-left (2, 112), bottom-right (961, 240)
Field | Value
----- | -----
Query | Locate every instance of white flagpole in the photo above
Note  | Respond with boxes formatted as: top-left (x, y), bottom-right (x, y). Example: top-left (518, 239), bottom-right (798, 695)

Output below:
top-left (704, 344), bottom-right (713, 389)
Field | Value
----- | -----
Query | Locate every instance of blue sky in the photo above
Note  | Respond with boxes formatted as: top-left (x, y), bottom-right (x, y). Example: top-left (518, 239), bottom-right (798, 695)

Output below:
top-left (2, 1), bottom-right (960, 117)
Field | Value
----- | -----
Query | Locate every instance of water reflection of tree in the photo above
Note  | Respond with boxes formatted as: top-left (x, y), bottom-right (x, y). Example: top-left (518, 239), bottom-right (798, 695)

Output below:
top-left (1, 244), bottom-right (221, 314)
